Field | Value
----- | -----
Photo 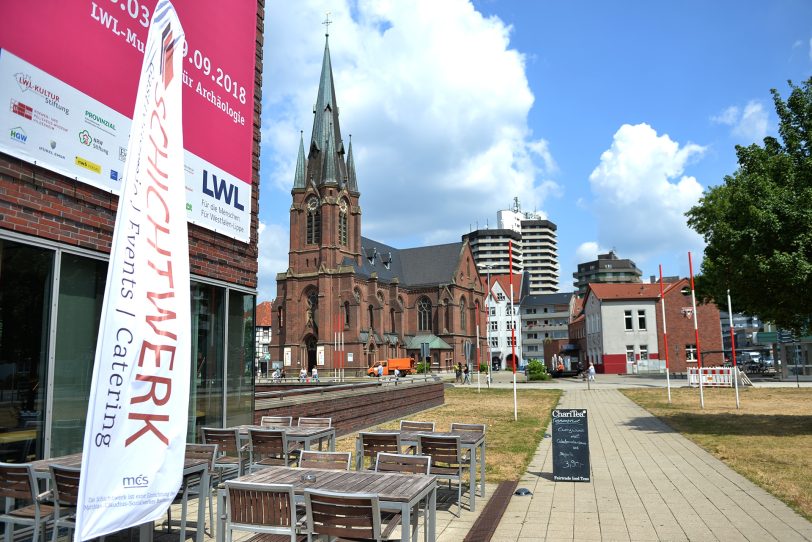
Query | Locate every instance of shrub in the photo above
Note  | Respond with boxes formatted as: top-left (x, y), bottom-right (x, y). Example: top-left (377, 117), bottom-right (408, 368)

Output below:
top-left (526, 358), bottom-right (550, 381)
top-left (415, 361), bottom-right (430, 374)
top-left (479, 363), bottom-right (488, 373)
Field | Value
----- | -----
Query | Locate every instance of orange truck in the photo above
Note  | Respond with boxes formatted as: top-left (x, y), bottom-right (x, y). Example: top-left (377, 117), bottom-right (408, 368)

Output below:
top-left (367, 358), bottom-right (415, 377)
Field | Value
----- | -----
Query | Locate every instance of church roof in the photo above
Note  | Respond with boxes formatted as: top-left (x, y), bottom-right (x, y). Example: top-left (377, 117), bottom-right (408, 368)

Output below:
top-left (351, 236), bottom-right (464, 288)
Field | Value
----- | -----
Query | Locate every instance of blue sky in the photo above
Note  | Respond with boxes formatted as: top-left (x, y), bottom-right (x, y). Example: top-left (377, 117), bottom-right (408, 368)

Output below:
top-left (258, 0), bottom-right (812, 302)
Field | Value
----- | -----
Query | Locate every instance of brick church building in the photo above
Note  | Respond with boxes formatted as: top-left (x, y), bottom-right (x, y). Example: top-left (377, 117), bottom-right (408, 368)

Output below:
top-left (270, 33), bottom-right (486, 375)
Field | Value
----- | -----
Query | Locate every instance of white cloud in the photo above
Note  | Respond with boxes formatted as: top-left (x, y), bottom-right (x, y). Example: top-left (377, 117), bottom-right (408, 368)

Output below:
top-left (256, 222), bottom-right (290, 302)
top-left (259, 0), bottom-right (557, 298)
top-left (711, 100), bottom-right (769, 142)
top-left (575, 241), bottom-right (605, 263)
top-left (588, 123), bottom-right (705, 268)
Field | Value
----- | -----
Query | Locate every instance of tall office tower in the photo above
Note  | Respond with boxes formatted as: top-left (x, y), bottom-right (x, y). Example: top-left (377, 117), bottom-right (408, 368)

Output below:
top-left (462, 228), bottom-right (523, 276)
top-left (573, 250), bottom-right (642, 295)
top-left (495, 197), bottom-right (559, 295)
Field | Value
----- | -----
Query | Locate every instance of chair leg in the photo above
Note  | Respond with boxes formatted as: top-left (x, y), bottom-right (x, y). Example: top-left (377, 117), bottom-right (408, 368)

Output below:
top-left (179, 485), bottom-right (189, 541)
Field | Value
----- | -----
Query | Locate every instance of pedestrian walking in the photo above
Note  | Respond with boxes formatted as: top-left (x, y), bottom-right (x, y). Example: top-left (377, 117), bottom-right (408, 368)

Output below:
top-left (462, 364), bottom-right (470, 384)
top-left (311, 366), bottom-right (319, 382)
top-left (588, 362), bottom-right (596, 382)
top-left (455, 362), bottom-right (462, 383)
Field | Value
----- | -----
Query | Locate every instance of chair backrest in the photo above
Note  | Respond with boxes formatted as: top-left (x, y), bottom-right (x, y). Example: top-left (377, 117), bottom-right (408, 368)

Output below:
top-left (185, 443), bottom-right (218, 472)
top-left (400, 420), bottom-right (435, 432)
top-left (0, 462), bottom-right (38, 502)
top-left (248, 429), bottom-right (288, 460)
top-left (299, 451), bottom-right (351, 471)
top-left (50, 465), bottom-right (81, 507)
top-left (417, 435), bottom-right (462, 475)
top-left (358, 432), bottom-right (401, 463)
top-left (375, 453), bottom-right (431, 475)
top-left (260, 416), bottom-right (293, 427)
top-left (225, 481), bottom-right (297, 541)
top-left (304, 488), bottom-right (381, 541)
top-left (450, 423), bottom-right (486, 436)
top-left (202, 427), bottom-right (241, 457)
top-left (297, 417), bottom-right (332, 428)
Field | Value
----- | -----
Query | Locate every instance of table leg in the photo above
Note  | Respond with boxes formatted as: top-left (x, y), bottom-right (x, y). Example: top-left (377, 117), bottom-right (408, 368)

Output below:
top-left (479, 442), bottom-right (486, 498)
top-left (355, 437), bottom-right (362, 470)
top-left (329, 431), bottom-right (335, 452)
top-left (197, 469), bottom-right (209, 542)
top-left (138, 521), bottom-right (153, 541)
top-left (400, 502), bottom-right (410, 542)
top-left (215, 487), bottom-right (225, 542)
top-left (427, 485), bottom-right (436, 542)
top-left (468, 444), bottom-right (476, 512)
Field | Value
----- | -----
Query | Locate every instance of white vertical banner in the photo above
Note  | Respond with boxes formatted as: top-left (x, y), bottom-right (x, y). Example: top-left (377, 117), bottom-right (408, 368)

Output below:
top-left (76, 2), bottom-right (188, 540)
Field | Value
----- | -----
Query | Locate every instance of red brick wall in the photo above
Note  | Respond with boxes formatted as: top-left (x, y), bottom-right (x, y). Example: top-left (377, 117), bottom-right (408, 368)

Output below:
top-left (656, 279), bottom-right (724, 372)
top-left (0, 0), bottom-right (264, 288)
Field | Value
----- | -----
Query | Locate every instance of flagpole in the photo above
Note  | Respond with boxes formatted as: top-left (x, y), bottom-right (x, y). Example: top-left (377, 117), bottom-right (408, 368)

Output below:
top-left (688, 252), bottom-right (704, 409)
top-left (476, 323), bottom-right (481, 392)
top-left (509, 240), bottom-right (517, 421)
top-left (485, 265), bottom-right (492, 388)
top-left (659, 265), bottom-right (672, 403)
top-left (727, 289), bottom-right (740, 408)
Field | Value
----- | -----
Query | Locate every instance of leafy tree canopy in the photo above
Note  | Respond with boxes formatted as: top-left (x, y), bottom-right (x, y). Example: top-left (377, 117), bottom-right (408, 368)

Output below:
top-left (687, 78), bottom-right (812, 333)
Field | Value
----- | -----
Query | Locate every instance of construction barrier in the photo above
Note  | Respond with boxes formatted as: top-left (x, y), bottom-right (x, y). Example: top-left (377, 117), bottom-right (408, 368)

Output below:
top-left (688, 367), bottom-right (734, 387)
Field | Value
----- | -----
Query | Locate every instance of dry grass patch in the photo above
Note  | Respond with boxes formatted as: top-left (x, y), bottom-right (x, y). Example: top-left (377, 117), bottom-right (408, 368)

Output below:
top-left (334, 387), bottom-right (561, 482)
top-left (622, 387), bottom-right (812, 521)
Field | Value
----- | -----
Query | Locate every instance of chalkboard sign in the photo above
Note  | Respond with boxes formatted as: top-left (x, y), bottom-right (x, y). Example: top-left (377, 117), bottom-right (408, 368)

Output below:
top-left (551, 408), bottom-right (590, 482)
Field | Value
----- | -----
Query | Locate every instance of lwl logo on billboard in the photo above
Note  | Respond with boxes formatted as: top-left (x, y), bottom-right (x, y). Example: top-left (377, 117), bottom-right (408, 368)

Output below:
top-left (202, 169), bottom-right (245, 211)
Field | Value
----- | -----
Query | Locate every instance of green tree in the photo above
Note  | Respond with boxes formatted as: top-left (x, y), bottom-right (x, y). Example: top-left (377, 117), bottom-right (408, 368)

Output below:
top-left (686, 78), bottom-right (812, 333)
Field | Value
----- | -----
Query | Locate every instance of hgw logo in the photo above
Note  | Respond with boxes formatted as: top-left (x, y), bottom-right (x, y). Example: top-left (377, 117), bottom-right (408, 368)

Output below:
top-left (9, 127), bottom-right (27, 143)
top-left (202, 170), bottom-right (245, 211)
top-left (122, 474), bottom-right (149, 488)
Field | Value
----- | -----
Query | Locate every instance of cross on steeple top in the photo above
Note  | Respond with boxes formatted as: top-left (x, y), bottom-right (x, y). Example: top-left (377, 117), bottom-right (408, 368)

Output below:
top-left (322, 12), bottom-right (332, 36)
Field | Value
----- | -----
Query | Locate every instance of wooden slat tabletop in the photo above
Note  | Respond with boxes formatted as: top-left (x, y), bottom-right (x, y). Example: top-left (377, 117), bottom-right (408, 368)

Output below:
top-left (234, 425), bottom-right (334, 438)
top-left (397, 430), bottom-right (485, 445)
top-left (237, 465), bottom-right (434, 503)
top-left (30, 453), bottom-right (209, 474)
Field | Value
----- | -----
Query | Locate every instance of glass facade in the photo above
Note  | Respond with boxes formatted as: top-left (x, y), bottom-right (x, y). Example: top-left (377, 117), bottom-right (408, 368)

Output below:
top-left (0, 235), bottom-right (255, 462)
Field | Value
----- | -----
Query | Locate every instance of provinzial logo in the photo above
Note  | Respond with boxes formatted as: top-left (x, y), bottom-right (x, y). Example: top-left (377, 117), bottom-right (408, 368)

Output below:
top-left (79, 130), bottom-right (92, 146)
top-left (85, 110), bottom-right (116, 133)
top-left (9, 127), bottom-right (27, 143)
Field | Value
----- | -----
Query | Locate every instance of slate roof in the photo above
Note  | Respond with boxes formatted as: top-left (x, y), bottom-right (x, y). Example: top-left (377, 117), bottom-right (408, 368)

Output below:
top-left (522, 291), bottom-right (574, 307)
top-left (347, 236), bottom-right (463, 288)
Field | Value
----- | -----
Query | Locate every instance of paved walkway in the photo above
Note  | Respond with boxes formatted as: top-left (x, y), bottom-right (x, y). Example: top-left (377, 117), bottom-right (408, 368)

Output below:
top-left (492, 389), bottom-right (812, 541)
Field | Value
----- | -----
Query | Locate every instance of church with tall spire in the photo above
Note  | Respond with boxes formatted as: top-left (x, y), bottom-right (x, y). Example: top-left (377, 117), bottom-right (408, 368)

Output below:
top-left (271, 26), bottom-right (486, 375)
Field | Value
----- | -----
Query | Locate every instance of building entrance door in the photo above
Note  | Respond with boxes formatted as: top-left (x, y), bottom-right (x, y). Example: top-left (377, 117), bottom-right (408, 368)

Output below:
top-left (306, 336), bottom-right (317, 372)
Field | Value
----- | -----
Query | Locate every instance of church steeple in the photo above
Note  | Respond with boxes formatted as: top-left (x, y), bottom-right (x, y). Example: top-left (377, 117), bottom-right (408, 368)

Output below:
top-left (293, 131), bottom-right (306, 189)
top-left (347, 135), bottom-right (358, 194)
top-left (302, 11), bottom-right (351, 191)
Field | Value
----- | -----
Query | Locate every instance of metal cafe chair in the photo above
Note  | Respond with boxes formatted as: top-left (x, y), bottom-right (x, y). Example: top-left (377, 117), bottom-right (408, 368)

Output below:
top-left (165, 443), bottom-right (218, 539)
top-left (418, 434), bottom-right (465, 516)
top-left (224, 481), bottom-right (305, 542)
top-left (298, 451), bottom-right (351, 471)
top-left (399, 420), bottom-right (435, 454)
top-left (297, 417), bottom-right (332, 451)
top-left (374, 453), bottom-right (431, 538)
top-left (0, 462), bottom-right (54, 542)
top-left (48, 465), bottom-right (97, 542)
top-left (356, 432), bottom-right (401, 471)
top-left (304, 488), bottom-right (384, 542)
top-left (260, 415), bottom-right (294, 427)
top-left (202, 427), bottom-right (247, 482)
top-left (247, 428), bottom-right (298, 472)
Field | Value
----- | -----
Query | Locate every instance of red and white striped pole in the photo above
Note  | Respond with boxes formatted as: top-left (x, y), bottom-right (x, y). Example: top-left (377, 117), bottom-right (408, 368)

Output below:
top-left (659, 265), bottom-right (672, 403)
top-left (726, 289), bottom-right (740, 408)
top-left (509, 240), bottom-right (517, 421)
top-left (688, 252), bottom-right (704, 409)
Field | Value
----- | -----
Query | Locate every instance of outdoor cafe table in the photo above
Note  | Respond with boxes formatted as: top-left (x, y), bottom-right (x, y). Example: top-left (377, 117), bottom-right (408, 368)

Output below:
top-left (30, 453), bottom-right (210, 542)
top-left (215, 465), bottom-right (437, 542)
top-left (358, 429), bottom-right (486, 512)
top-left (232, 424), bottom-right (336, 451)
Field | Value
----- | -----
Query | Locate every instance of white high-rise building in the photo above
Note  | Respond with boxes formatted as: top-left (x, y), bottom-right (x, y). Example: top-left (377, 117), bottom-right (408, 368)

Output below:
top-left (467, 197), bottom-right (559, 295)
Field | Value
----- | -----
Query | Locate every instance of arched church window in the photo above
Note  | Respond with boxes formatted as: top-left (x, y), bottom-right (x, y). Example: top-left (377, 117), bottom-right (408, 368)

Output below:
top-left (460, 297), bottom-right (467, 331)
top-left (390, 308), bottom-right (396, 333)
top-left (368, 304), bottom-right (374, 330)
top-left (306, 197), bottom-right (321, 245)
top-left (445, 298), bottom-right (452, 332)
top-left (339, 199), bottom-right (348, 246)
top-left (418, 297), bottom-right (432, 332)
top-left (344, 301), bottom-right (350, 328)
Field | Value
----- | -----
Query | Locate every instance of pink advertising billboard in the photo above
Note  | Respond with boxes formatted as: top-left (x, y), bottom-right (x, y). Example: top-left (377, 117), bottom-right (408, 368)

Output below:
top-left (0, 0), bottom-right (257, 241)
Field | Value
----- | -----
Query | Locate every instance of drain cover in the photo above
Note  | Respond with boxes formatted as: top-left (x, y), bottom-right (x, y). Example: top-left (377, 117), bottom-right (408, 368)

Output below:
top-left (514, 487), bottom-right (533, 496)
